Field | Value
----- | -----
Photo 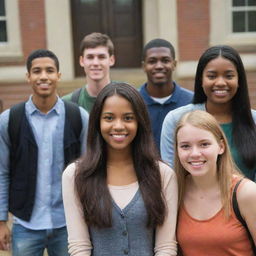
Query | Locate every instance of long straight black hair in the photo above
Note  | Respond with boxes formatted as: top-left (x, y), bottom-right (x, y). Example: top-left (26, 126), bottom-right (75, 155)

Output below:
top-left (75, 82), bottom-right (166, 228)
top-left (193, 45), bottom-right (256, 169)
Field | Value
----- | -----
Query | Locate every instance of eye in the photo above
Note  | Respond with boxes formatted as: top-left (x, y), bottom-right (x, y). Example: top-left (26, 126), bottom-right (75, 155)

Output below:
top-left (206, 75), bottom-right (216, 80)
top-left (124, 115), bottom-right (135, 121)
top-left (201, 142), bottom-right (210, 147)
top-left (98, 55), bottom-right (107, 59)
top-left (162, 58), bottom-right (171, 64)
top-left (180, 144), bottom-right (190, 150)
top-left (102, 115), bottom-right (113, 121)
top-left (226, 74), bottom-right (235, 80)
top-left (147, 59), bottom-right (156, 65)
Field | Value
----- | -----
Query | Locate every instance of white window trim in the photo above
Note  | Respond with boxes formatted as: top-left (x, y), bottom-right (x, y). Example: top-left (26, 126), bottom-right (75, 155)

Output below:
top-left (0, 0), bottom-right (22, 58)
top-left (210, 0), bottom-right (256, 47)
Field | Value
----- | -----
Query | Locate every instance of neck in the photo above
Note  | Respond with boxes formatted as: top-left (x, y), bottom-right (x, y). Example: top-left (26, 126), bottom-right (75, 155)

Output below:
top-left (206, 101), bottom-right (232, 123)
top-left (106, 148), bottom-right (136, 185)
top-left (107, 147), bottom-right (133, 166)
top-left (146, 81), bottom-right (174, 98)
top-left (86, 77), bottom-right (111, 97)
top-left (32, 94), bottom-right (58, 113)
top-left (188, 172), bottom-right (219, 192)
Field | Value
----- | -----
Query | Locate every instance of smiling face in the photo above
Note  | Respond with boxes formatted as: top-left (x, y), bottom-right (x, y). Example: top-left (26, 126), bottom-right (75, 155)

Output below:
top-left (143, 47), bottom-right (176, 86)
top-left (202, 56), bottom-right (239, 108)
top-left (177, 123), bottom-right (224, 178)
top-left (27, 57), bottom-right (60, 99)
top-left (100, 94), bottom-right (138, 154)
top-left (80, 46), bottom-right (115, 84)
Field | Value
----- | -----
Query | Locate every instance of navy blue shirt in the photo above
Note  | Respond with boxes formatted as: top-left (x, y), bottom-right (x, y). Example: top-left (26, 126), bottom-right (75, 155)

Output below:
top-left (139, 82), bottom-right (193, 151)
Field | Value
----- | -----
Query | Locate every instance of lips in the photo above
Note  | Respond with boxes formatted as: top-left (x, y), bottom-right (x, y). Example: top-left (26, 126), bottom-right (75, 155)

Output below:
top-left (212, 89), bottom-right (229, 97)
top-left (37, 83), bottom-right (50, 89)
top-left (189, 161), bottom-right (206, 168)
top-left (111, 134), bottom-right (127, 142)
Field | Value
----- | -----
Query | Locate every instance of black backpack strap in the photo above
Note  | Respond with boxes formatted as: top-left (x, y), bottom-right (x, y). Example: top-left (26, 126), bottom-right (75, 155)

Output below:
top-left (71, 88), bottom-right (83, 104)
top-left (232, 178), bottom-right (256, 253)
top-left (8, 102), bottom-right (26, 148)
top-left (64, 101), bottom-right (82, 138)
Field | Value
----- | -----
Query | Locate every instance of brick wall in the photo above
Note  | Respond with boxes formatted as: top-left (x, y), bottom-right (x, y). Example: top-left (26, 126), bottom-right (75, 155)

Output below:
top-left (177, 0), bottom-right (210, 61)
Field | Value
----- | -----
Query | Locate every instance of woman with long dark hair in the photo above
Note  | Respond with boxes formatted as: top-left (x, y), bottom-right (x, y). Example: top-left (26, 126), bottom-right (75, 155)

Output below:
top-left (62, 82), bottom-right (178, 255)
top-left (161, 45), bottom-right (256, 181)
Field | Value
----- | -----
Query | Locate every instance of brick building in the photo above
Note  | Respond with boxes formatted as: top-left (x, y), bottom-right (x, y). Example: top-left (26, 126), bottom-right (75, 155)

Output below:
top-left (0, 0), bottom-right (255, 110)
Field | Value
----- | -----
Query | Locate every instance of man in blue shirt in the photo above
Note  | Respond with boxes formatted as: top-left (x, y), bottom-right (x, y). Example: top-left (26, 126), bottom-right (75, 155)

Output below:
top-left (0, 49), bottom-right (89, 255)
top-left (139, 39), bottom-right (193, 152)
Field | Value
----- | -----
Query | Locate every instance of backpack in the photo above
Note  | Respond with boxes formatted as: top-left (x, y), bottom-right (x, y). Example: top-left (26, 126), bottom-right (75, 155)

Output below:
top-left (8, 101), bottom-right (82, 148)
top-left (232, 178), bottom-right (256, 254)
top-left (71, 88), bottom-right (83, 104)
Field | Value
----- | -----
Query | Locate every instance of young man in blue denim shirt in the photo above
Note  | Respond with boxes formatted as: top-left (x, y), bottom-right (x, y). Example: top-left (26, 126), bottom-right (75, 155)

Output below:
top-left (139, 39), bottom-right (193, 152)
top-left (0, 49), bottom-right (89, 255)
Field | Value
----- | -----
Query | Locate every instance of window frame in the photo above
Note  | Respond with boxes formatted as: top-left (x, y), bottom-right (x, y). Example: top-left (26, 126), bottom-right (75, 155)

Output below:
top-left (210, 0), bottom-right (256, 47)
top-left (0, 0), bottom-right (22, 60)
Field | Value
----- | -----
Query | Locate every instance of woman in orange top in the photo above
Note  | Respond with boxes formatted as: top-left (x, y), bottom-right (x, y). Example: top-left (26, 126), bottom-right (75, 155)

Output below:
top-left (174, 110), bottom-right (256, 256)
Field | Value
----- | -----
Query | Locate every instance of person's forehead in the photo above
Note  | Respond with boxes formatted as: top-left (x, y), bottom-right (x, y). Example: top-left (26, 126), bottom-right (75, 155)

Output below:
top-left (30, 57), bottom-right (56, 68)
top-left (83, 46), bottom-right (110, 56)
top-left (145, 47), bottom-right (172, 58)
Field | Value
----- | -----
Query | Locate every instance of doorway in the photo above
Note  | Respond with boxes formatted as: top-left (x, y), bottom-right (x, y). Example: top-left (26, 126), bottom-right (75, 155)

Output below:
top-left (71, 0), bottom-right (143, 77)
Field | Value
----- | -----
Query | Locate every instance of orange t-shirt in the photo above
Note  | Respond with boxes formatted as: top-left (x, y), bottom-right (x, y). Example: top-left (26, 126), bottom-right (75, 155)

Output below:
top-left (177, 180), bottom-right (253, 256)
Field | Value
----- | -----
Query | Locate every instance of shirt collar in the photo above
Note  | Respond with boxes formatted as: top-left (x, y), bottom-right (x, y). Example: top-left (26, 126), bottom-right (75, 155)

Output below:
top-left (26, 95), bottom-right (62, 115)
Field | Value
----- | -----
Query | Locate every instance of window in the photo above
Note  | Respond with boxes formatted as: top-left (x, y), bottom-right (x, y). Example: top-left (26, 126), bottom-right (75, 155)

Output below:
top-left (0, 0), bottom-right (22, 58)
top-left (0, 0), bottom-right (7, 42)
top-left (232, 0), bottom-right (256, 32)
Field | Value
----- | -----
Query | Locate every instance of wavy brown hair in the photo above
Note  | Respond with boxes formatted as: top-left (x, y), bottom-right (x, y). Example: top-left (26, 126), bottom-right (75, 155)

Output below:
top-left (75, 82), bottom-right (166, 228)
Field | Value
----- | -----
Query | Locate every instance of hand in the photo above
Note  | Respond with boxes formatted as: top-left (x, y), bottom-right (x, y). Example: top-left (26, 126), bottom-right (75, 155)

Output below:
top-left (0, 221), bottom-right (11, 250)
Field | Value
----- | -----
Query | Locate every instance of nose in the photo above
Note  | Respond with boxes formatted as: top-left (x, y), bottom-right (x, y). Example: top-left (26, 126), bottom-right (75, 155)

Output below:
top-left (190, 146), bottom-right (201, 157)
top-left (113, 119), bottom-right (125, 130)
top-left (215, 76), bottom-right (227, 86)
top-left (155, 60), bottom-right (164, 69)
top-left (39, 70), bottom-right (48, 80)
top-left (92, 57), bottom-right (100, 65)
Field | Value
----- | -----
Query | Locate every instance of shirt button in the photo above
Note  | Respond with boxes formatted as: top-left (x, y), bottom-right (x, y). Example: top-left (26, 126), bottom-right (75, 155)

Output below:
top-left (122, 231), bottom-right (127, 236)
top-left (123, 249), bottom-right (129, 254)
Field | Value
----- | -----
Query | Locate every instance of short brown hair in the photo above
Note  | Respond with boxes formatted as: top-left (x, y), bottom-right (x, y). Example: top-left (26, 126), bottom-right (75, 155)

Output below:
top-left (80, 32), bottom-right (114, 56)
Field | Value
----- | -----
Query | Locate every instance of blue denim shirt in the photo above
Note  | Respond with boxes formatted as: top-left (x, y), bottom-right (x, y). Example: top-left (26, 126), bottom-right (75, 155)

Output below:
top-left (0, 96), bottom-right (88, 229)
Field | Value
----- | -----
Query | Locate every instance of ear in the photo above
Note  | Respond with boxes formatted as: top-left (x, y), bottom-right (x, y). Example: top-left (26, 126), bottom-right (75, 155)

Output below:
top-left (26, 72), bottom-right (31, 83)
top-left (218, 139), bottom-right (225, 155)
top-left (79, 56), bottom-right (84, 67)
top-left (57, 72), bottom-right (61, 81)
top-left (142, 61), bottom-right (146, 72)
top-left (109, 55), bottom-right (115, 67)
top-left (171, 60), bottom-right (177, 71)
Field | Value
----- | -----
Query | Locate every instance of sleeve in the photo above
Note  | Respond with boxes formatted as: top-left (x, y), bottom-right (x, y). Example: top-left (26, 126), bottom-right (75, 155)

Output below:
top-left (0, 110), bottom-right (11, 221)
top-left (154, 162), bottom-right (178, 256)
top-left (160, 111), bottom-right (178, 168)
top-left (78, 107), bottom-right (89, 154)
top-left (62, 163), bottom-right (92, 256)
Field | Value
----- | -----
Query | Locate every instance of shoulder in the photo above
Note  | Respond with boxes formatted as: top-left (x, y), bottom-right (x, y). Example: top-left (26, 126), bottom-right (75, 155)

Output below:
top-left (62, 92), bottom-right (72, 101)
top-left (237, 178), bottom-right (256, 204)
top-left (63, 162), bottom-right (77, 181)
top-left (164, 103), bottom-right (199, 124)
top-left (79, 106), bottom-right (89, 119)
top-left (0, 108), bottom-right (11, 130)
top-left (250, 109), bottom-right (256, 123)
top-left (158, 161), bottom-right (176, 180)
top-left (174, 83), bottom-right (194, 97)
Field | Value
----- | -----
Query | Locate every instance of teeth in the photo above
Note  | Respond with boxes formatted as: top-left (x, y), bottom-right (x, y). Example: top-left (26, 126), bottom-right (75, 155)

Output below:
top-left (112, 134), bottom-right (126, 138)
top-left (190, 161), bottom-right (204, 166)
top-left (214, 90), bottom-right (228, 95)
